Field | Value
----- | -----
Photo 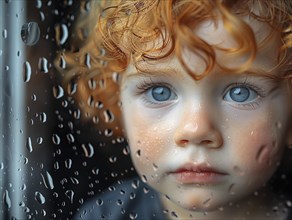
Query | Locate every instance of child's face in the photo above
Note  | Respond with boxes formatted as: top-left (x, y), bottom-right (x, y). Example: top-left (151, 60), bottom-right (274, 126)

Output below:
top-left (120, 16), bottom-right (291, 211)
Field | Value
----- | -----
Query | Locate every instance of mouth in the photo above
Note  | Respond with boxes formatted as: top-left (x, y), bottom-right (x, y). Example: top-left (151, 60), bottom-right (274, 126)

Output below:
top-left (169, 163), bottom-right (228, 185)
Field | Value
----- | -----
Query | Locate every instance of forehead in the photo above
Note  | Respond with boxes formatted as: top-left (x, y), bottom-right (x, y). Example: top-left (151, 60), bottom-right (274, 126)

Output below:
top-left (128, 16), bottom-right (281, 78)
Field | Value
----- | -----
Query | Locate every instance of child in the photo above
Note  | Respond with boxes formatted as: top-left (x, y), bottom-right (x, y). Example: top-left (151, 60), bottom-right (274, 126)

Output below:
top-left (58, 0), bottom-right (292, 219)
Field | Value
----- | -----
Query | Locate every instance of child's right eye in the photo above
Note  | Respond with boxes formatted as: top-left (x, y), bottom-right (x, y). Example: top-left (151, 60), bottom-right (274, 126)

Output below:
top-left (136, 82), bottom-right (178, 106)
top-left (147, 86), bottom-right (176, 102)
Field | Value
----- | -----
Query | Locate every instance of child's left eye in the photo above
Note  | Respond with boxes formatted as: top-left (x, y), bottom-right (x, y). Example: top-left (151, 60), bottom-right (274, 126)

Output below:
top-left (223, 85), bottom-right (260, 103)
top-left (146, 85), bottom-right (177, 102)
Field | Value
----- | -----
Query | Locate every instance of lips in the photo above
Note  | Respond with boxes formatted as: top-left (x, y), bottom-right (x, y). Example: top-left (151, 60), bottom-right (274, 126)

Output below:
top-left (169, 163), bottom-right (227, 184)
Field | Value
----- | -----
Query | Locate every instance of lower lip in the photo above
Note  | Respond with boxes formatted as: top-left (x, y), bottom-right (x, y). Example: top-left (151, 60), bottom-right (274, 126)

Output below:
top-left (171, 171), bottom-right (227, 184)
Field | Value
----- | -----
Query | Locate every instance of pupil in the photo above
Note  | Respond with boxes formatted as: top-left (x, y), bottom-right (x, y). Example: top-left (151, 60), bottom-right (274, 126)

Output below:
top-left (230, 87), bottom-right (249, 102)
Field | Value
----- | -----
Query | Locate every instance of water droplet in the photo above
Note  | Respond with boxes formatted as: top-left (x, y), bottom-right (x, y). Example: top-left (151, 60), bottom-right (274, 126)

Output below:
top-left (35, 192), bottom-right (46, 204)
top-left (256, 145), bottom-right (268, 164)
top-left (85, 53), bottom-right (91, 69)
top-left (109, 156), bottom-right (117, 163)
top-left (35, 0), bottom-right (42, 8)
top-left (23, 61), bottom-right (31, 82)
top-left (104, 129), bottom-right (113, 137)
top-left (123, 147), bottom-right (130, 155)
top-left (24, 157), bottom-right (28, 165)
top-left (91, 168), bottom-right (99, 175)
top-left (26, 137), bottom-right (33, 152)
top-left (129, 212), bottom-right (138, 219)
top-left (54, 161), bottom-right (59, 170)
top-left (92, 116), bottom-right (99, 124)
top-left (286, 200), bottom-right (292, 208)
top-left (130, 192), bottom-right (136, 199)
top-left (131, 180), bottom-right (140, 189)
top-left (2, 29), bottom-right (7, 39)
top-left (21, 22), bottom-right (40, 46)
top-left (116, 199), bottom-right (123, 206)
top-left (152, 163), bottom-right (158, 171)
top-left (55, 23), bottom-right (69, 45)
top-left (275, 121), bottom-right (282, 129)
top-left (37, 137), bottom-right (43, 144)
top-left (171, 211), bottom-right (178, 218)
top-left (53, 85), bottom-right (64, 99)
top-left (52, 134), bottom-right (61, 145)
top-left (65, 190), bottom-right (74, 203)
top-left (59, 55), bottom-right (66, 69)
top-left (41, 171), bottom-right (54, 190)
top-left (103, 109), bottom-right (114, 123)
top-left (96, 199), bottom-right (103, 206)
top-left (67, 81), bottom-right (77, 95)
top-left (136, 149), bottom-right (141, 157)
top-left (70, 177), bottom-right (79, 185)
top-left (81, 143), bottom-right (94, 158)
top-left (41, 209), bottom-right (46, 216)
top-left (38, 57), bottom-right (48, 73)
top-left (4, 190), bottom-right (11, 208)
top-left (66, 133), bottom-right (75, 143)
top-left (228, 183), bottom-right (235, 195)
top-left (141, 175), bottom-right (147, 183)
top-left (65, 159), bottom-right (72, 169)
top-left (39, 112), bottom-right (47, 123)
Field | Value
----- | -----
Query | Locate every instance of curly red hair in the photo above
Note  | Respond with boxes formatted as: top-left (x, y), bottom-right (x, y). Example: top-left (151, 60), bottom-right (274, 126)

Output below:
top-left (56, 0), bottom-right (292, 137)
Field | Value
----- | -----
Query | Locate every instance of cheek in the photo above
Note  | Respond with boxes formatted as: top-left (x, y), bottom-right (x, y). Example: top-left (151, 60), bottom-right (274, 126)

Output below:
top-left (229, 115), bottom-right (283, 176)
top-left (124, 110), bottom-right (172, 175)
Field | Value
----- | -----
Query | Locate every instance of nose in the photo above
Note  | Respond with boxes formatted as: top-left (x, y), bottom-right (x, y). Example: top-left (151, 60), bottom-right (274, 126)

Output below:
top-left (174, 106), bottom-right (223, 148)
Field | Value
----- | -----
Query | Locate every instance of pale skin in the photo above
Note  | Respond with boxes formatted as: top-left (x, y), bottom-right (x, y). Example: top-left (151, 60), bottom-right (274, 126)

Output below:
top-left (120, 15), bottom-right (292, 219)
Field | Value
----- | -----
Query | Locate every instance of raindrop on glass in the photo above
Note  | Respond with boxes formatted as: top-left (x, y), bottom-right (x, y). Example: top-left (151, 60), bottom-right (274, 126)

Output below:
top-left (67, 81), bottom-right (77, 95)
top-left (59, 55), bottom-right (66, 69)
top-left (131, 180), bottom-right (139, 189)
top-left (35, 0), bottom-right (42, 8)
top-left (103, 109), bottom-right (114, 123)
top-left (53, 85), bottom-right (64, 99)
top-left (23, 61), bottom-right (31, 83)
top-left (21, 22), bottom-right (40, 46)
top-left (141, 175), bottom-right (147, 183)
top-left (91, 168), bottom-right (99, 175)
top-left (37, 137), bottom-right (43, 145)
top-left (70, 177), bottom-right (79, 185)
top-left (65, 158), bottom-right (72, 169)
top-left (26, 137), bottom-right (33, 152)
top-left (41, 171), bottom-right (54, 190)
top-left (52, 134), bottom-right (61, 145)
top-left (129, 212), bottom-right (138, 219)
top-left (55, 23), bottom-right (69, 45)
top-left (65, 190), bottom-right (74, 204)
top-left (39, 112), bottom-right (47, 123)
top-left (109, 156), bottom-right (117, 163)
top-left (96, 199), bottom-right (103, 206)
top-left (136, 149), bottom-right (141, 157)
top-left (35, 191), bottom-right (46, 204)
top-left (2, 29), bottom-right (7, 39)
top-left (81, 143), bottom-right (94, 158)
top-left (4, 190), bottom-right (11, 208)
top-left (38, 57), bottom-right (48, 73)
top-left (66, 133), bottom-right (75, 143)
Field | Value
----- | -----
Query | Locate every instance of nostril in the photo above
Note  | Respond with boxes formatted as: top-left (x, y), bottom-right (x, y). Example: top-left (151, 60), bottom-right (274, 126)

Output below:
top-left (180, 139), bottom-right (189, 145)
top-left (201, 140), bottom-right (212, 145)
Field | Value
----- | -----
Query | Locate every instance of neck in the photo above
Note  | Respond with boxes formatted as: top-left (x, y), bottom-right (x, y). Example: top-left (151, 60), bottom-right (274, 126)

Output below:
top-left (160, 188), bottom-right (289, 220)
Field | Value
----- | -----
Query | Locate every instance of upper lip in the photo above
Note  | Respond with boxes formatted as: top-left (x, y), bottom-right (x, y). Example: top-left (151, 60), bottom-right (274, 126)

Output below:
top-left (170, 163), bottom-right (227, 175)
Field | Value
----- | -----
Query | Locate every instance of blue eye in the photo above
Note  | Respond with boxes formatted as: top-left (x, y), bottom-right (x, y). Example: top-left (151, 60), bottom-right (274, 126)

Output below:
top-left (224, 85), bottom-right (259, 103)
top-left (151, 86), bottom-right (171, 101)
top-left (142, 85), bottom-right (177, 104)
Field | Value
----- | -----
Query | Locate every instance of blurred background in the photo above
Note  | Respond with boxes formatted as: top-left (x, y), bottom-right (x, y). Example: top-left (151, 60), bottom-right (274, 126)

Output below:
top-left (0, 1), bottom-right (136, 219)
